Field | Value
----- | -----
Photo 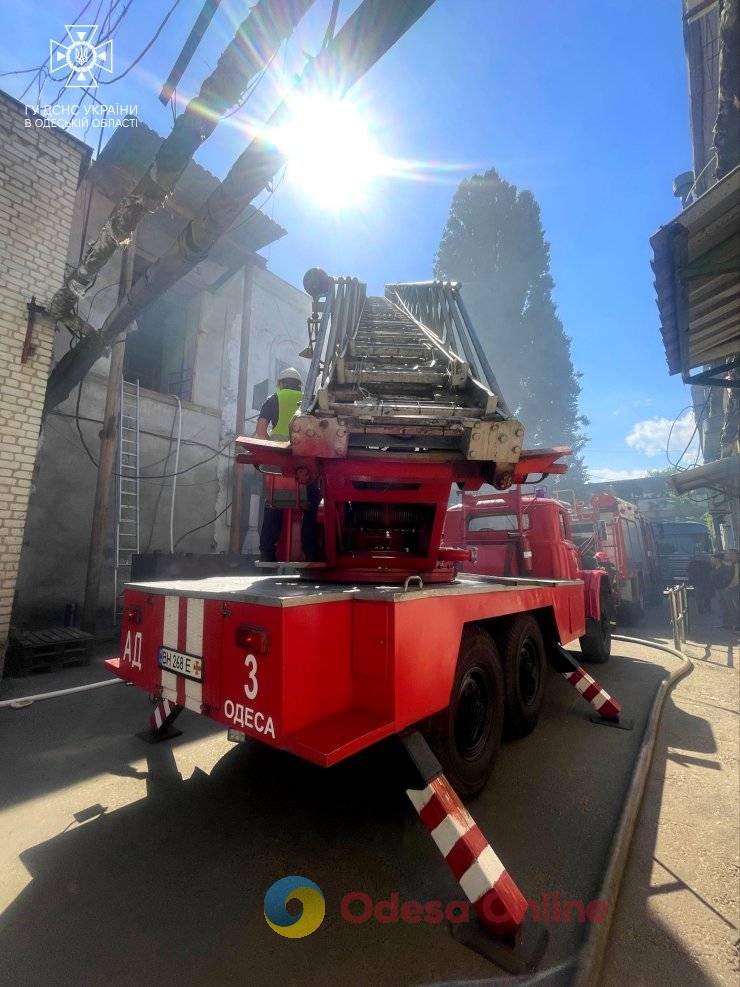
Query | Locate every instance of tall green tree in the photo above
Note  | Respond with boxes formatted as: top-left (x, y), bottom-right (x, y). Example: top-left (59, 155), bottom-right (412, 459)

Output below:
top-left (434, 168), bottom-right (589, 485)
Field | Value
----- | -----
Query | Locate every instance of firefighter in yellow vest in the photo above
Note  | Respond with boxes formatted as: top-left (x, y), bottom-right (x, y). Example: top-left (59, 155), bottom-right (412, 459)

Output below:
top-left (256, 367), bottom-right (320, 562)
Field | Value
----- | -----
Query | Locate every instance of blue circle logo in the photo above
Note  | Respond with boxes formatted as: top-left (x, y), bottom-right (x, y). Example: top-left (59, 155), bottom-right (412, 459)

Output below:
top-left (264, 875), bottom-right (325, 939)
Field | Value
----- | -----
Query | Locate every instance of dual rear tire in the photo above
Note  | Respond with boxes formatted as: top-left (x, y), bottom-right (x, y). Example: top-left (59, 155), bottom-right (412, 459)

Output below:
top-left (423, 617), bottom-right (547, 798)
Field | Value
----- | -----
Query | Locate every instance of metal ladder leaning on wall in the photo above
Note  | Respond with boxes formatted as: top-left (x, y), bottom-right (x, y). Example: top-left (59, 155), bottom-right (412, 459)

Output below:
top-left (113, 379), bottom-right (140, 621)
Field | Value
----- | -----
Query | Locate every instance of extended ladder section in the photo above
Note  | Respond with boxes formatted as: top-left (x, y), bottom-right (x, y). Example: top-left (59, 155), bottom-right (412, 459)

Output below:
top-left (300, 277), bottom-right (524, 463)
top-left (113, 379), bottom-right (140, 620)
top-left (235, 271), bottom-right (570, 583)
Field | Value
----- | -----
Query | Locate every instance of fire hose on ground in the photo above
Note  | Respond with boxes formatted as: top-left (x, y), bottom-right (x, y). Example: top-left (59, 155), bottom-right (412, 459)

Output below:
top-left (0, 677), bottom-right (126, 709)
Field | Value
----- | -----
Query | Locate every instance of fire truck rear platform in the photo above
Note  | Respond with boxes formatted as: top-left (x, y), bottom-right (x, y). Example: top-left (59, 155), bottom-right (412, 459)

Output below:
top-left (106, 571), bottom-right (591, 768)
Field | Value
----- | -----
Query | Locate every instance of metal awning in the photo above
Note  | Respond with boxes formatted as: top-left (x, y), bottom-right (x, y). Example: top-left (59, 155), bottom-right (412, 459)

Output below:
top-left (651, 163), bottom-right (740, 386)
top-left (670, 453), bottom-right (740, 495)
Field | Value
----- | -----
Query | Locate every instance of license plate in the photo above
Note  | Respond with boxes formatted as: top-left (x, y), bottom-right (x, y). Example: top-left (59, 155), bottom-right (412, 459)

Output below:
top-left (158, 647), bottom-right (203, 681)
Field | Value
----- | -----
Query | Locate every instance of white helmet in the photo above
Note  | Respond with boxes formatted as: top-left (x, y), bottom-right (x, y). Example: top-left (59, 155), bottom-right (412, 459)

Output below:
top-left (278, 367), bottom-right (302, 385)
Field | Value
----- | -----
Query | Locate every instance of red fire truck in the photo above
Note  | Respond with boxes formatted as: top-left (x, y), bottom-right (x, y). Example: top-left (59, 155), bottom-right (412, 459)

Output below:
top-left (107, 275), bottom-right (620, 797)
top-left (106, 275), bottom-right (628, 963)
top-left (443, 488), bottom-right (614, 664)
top-left (569, 494), bottom-right (659, 623)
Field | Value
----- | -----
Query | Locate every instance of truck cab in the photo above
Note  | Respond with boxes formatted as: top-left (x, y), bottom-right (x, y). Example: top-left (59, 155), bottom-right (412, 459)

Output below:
top-left (444, 490), bottom-right (582, 581)
top-left (572, 494), bottom-right (658, 622)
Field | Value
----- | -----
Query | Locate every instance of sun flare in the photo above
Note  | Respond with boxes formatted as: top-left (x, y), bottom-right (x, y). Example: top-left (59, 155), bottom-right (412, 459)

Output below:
top-left (271, 92), bottom-right (383, 210)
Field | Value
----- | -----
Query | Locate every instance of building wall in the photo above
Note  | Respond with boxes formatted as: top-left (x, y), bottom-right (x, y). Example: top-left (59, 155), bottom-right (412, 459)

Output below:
top-left (14, 254), bottom-right (311, 633)
top-left (0, 92), bottom-right (89, 675)
top-left (190, 264), bottom-right (311, 554)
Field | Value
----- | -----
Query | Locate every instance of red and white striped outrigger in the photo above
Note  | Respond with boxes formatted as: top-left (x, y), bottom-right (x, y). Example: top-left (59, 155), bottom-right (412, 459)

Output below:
top-left (402, 731), bottom-right (548, 972)
top-left (551, 643), bottom-right (633, 730)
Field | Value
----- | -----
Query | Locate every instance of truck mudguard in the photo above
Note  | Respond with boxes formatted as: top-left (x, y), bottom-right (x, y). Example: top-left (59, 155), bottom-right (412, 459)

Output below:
top-left (579, 568), bottom-right (608, 621)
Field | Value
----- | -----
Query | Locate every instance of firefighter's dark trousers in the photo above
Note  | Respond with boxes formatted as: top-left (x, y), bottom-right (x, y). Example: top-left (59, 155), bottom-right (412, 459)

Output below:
top-left (259, 482), bottom-right (321, 562)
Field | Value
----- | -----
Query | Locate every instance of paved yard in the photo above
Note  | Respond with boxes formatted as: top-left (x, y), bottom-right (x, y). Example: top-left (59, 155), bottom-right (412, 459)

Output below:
top-left (0, 607), bottom-right (734, 985)
top-left (602, 611), bottom-right (739, 987)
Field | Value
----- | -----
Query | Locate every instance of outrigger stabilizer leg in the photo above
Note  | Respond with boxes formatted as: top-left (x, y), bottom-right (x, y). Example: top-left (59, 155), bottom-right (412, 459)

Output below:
top-left (137, 697), bottom-right (184, 743)
top-left (401, 732), bottom-right (548, 974)
top-left (550, 644), bottom-right (633, 730)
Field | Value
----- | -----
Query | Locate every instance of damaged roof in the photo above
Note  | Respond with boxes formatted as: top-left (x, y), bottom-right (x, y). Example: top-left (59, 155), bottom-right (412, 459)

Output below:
top-left (650, 163), bottom-right (740, 380)
top-left (88, 118), bottom-right (287, 282)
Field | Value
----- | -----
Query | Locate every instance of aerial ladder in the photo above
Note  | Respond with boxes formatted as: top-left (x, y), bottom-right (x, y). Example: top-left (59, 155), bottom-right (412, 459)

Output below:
top-left (236, 269), bottom-right (569, 582)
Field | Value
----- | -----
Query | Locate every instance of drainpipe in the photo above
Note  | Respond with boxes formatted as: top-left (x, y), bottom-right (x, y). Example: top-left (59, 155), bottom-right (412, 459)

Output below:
top-left (229, 264), bottom-right (254, 553)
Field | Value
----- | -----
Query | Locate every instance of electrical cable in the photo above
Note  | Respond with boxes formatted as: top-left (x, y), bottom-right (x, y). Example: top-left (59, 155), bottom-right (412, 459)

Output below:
top-left (666, 399), bottom-right (709, 470)
top-left (221, 50), bottom-right (278, 120)
top-left (75, 380), bottom-right (102, 468)
top-left (55, 407), bottom-right (239, 463)
top-left (72, 386), bottom-right (234, 478)
top-left (56, 405), bottom-right (258, 460)
top-left (101, 0), bottom-right (183, 85)
top-left (174, 501), bottom-right (231, 550)
top-left (3, 0), bottom-right (95, 86)
top-left (229, 165), bottom-right (287, 234)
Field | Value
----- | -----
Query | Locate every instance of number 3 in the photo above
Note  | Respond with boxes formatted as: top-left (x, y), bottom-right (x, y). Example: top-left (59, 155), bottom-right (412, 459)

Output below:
top-left (244, 653), bottom-right (258, 700)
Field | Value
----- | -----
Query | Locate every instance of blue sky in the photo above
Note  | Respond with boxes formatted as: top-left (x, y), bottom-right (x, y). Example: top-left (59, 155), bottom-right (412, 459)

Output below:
top-left (1, 0), bottom-right (700, 480)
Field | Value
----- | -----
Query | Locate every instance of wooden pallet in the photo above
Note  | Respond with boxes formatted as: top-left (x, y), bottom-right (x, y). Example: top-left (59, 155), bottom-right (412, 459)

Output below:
top-left (7, 627), bottom-right (95, 676)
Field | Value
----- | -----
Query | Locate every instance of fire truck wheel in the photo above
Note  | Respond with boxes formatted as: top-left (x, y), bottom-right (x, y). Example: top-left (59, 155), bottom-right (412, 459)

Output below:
top-left (424, 625), bottom-right (504, 799)
top-left (499, 615), bottom-right (547, 738)
top-left (579, 592), bottom-right (613, 662)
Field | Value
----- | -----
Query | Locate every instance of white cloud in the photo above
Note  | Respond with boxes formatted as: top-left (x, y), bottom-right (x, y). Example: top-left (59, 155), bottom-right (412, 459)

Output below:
top-left (588, 468), bottom-right (649, 482)
top-left (625, 410), bottom-right (698, 460)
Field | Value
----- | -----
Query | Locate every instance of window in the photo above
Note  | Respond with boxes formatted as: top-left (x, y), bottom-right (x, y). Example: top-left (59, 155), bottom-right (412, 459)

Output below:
top-left (123, 266), bottom-right (196, 397)
top-left (571, 522), bottom-right (596, 536)
top-left (468, 513), bottom-right (530, 533)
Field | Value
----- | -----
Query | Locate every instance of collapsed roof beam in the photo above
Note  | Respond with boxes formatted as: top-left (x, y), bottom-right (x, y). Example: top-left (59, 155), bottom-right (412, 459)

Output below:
top-left (48, 0), bottom-right (317, 329)
top-left (44, 0), bottom-right (436, 414)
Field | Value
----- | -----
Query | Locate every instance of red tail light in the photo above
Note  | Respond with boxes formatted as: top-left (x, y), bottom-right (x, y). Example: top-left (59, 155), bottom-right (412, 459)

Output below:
top-left (235, 625), bottom-right (269, 654)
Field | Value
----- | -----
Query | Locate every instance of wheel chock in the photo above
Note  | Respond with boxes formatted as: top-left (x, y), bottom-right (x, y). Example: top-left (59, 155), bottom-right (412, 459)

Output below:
top-left (551, 644), bottom-right (633, 730)
top-left (401, 732), bottom-right (548, 973)
top-left (137, 698), bottom-right (184, 743)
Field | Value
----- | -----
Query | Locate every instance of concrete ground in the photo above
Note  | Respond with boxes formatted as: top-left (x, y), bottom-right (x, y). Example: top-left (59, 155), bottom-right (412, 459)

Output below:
top-left (0, 605), bottom-right (736, 986)
top-left (601, 609), bottom-right (739, 987)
